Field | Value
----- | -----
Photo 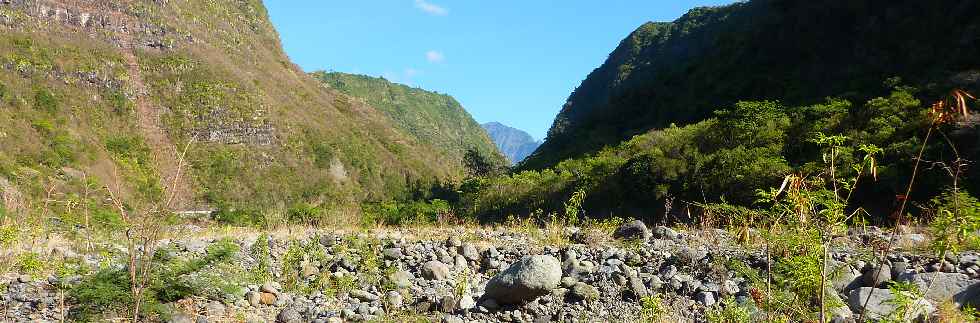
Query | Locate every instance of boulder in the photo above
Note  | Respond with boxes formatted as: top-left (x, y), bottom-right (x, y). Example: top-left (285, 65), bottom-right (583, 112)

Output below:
top-left (613, 220), bottom-right (651, 241)
top-left (901, 272), bottom-right (980, 307)
top-left (483, 255), bottom-right (562, 304)
top-left (847, 287), bottom-right (934, 321)
top-left (829, 261), bottom-right (862, 293)
top-left (862, 265), bottom-right (891, 287)
top-left (461, 243), bottom-right (480, 262)
top-left (422, 261), bottom-right (452, 281)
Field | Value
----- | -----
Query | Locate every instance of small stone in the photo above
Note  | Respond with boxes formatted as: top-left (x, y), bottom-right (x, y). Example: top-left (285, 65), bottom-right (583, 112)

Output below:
top-left (260, 292), bottom-right (277, 305)
top-left (351, 290), bottom-right (379, 302)
top-left (454, 255), bottom-right (468, 270)
top-left (561, 276), bottom-right (578, 288)
top-left (423, 261), bottom-right (452, 281)
top-left (653, 226), bottom-right (680, 240)
top-left (261, 282), bottom-right (280, 295)
top-left (696, 291), bottom-right (717, 307)
top-left (386, 291), bottom-right (403, 308)
top-left (458, 295), bottom-right (476, 310)
top-left (627, 272), bottom-right (649, 299)
top-left (389, 270), bottom-right (414, 288)
top-left (613, 220), bottom-right (651, 241)
top-left (479, 298), bottom-right (500, 311)
top-left (570, 282), bottom-right (599, 301)
top-left (863, 265), bottom-right (891, 287)
top-left (383, 248), bottom-right (404, 260)
top-left (247, 291), bottom-right (262, 307)
top-left (461, 244), bottom-right (480, 261)
top-left (204, 301), bottom-right (225, 317)
top-left (169, 313), bottom-right (194, 323)
top-left (301, 263), bottom-right (319, 278)
top-left (446, 236), bottom-right (462, 248)
top-left (442, 314), bottom-right (464, 323)
top-left (277, 307), bottom-right (303, 323)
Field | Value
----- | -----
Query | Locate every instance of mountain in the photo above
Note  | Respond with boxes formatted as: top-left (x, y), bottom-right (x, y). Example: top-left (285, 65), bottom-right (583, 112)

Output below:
top-left (311, 72), bottom-right (507, 170)
top-left (0, 0), bottom-right (452, 224)
top-left (481, 122), bottom-right (541, 164)
top-left (522, 0), bottom-right (980, 170)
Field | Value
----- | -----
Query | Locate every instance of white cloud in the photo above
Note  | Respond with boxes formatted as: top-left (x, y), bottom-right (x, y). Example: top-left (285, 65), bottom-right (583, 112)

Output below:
top-left (414, 0), bottom-right (448, 16)
top-left (426, 50), bottom-right (445, 63)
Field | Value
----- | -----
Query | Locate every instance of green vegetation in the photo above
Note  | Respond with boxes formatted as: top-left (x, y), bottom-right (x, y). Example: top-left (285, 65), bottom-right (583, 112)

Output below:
top-left (69, 239), bottom-right (243, 321)
top-left (312, 71), bottom-right (507, 170)
top-left (460, 85), bottom-right (977, 225)
top-left (527, 1), bottom-right (980, 171)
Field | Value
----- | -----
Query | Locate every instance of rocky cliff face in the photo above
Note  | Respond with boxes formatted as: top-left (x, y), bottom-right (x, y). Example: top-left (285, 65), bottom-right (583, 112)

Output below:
top-left (0, 0), bottom-right (449, 217)
top-left (481, 122), bottom-right (541, 164)
top-left (524, 0), bottom-right (980, 170)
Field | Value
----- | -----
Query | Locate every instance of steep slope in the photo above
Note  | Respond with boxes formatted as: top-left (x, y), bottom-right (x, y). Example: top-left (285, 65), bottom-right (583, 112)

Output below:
top-left (0, 0), bottom-right (449, 222)
top-left (524, 0), bottom-right (980, 170)
top-left (481, 122), bottom-right (541, 164)
top-left (312, 72), bottom-right (507, 170)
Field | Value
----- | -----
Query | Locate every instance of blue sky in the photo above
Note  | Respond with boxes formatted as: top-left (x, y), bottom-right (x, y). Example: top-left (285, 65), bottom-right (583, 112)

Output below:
top-left (266, 0), bottom-right (736, 140)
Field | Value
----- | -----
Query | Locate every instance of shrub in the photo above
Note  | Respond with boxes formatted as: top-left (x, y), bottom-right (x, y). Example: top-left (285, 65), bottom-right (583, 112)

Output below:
top-left (16, 252), bottom-right (45, 277)
top-left (361, 199), bottom-right (452, 226)
top-left (69, 240), bottom-right (241, 321)
top-left (69, 268), bottom-right (133, 321)
top-left (33, 87), bottom-right (59, 113)
top-left (928, 189), bottom-right (980, 254)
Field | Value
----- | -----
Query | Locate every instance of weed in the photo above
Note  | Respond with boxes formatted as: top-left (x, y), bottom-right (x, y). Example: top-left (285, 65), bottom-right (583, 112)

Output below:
top-left (249, 233), bottom-right (272, 283)
top-left (640, 295), bottom-right (668, 321)
top-left (884, 281), bottom-right (928, 322)
top-left (16, 252), bottom-right (45, 277)
top-left (705, 297), bottom-right (751, 323)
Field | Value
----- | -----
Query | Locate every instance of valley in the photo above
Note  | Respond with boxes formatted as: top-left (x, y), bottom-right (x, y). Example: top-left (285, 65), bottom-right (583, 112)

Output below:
top-left (1, 0), bottom-right (979, 322)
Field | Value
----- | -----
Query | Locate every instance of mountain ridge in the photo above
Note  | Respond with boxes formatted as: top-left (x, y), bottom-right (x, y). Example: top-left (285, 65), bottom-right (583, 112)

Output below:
top-left (311, 71), bottom-right (507, 171)
top-left (481, 122), bottom-right (541, 164)
top-left (523, 0), bottom-right (980, 170)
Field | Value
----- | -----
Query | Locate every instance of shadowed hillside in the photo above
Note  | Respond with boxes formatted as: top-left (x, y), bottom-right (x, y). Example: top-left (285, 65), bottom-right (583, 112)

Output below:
top-left (524, 0), bottom-right (980, 170)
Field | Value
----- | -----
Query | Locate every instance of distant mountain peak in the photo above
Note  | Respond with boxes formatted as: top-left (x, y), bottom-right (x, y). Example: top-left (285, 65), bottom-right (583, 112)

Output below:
top-left (481, 122), bottom-right (541, 164)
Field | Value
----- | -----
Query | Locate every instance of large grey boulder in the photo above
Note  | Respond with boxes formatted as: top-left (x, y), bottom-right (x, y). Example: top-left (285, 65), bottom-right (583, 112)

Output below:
top-left (613, 220), bottom-right (651, 241)
top-left (862, 265), bottom-right (892, 287)
top-left (900, 272), bottom-right (980, 307)
top-left (483, 255), bottom-right (562, 304)
top-left (847, 287), bottom-right (935, 321)
top-left (828, 261), bottom-right (862, 293)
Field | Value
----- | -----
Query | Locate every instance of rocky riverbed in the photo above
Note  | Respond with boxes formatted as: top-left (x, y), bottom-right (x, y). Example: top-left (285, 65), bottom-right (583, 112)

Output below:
top-left (1, 222), bottom-right (979, 322)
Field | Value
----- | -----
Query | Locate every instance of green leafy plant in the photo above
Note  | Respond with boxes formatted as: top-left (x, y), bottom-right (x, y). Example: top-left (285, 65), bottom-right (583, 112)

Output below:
top-left (705, 297), bottom-right (751, 323)
top-left (640, 295), bottom-right (668, 321)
